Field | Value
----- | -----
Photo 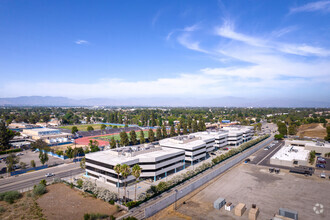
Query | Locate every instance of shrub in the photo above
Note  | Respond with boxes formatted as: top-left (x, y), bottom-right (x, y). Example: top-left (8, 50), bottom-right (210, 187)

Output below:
top-left (0, 206), bottom-right (6, 213)
top-left (0, 191), bottom-right (21, 204)
top-left (83, 213), bottom-right (109, 220)
top-left (70, 182), bottom-right (74, 189)
top-left (77, 179), bottom-right (83, 188)
top-left (123, 217), bottom-right (138, 220)
top-left (125, 201), bottom-right (138, 209)
top-left (82, 180), bottom-right (97, 192)
top-left (109, 200), bottom-right (115, 205)
top-left (40, 179), bottom-right (47, 186)
top-left (96, 187), bottom-right (118, 202)
top-left (33, 184), bottom-right (46, 196)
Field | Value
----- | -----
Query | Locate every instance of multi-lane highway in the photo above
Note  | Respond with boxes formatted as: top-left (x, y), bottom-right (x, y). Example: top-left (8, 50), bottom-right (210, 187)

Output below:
top-left (0, 163), bottom-right (83, 192)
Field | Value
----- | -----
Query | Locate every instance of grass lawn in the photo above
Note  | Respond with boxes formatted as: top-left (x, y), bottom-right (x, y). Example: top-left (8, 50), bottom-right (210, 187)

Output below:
top-left (60, 124), bottom-right (124, 131)
top-left (93, 130), bottom-right (150, 141)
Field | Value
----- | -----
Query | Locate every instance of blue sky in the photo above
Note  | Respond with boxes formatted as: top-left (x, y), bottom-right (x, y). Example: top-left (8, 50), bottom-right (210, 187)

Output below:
top-left (0, 0), bottom-right (329, 101)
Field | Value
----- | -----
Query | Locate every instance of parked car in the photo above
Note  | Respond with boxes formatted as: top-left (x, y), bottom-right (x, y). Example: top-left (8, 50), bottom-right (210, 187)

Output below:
top-left (264, 147), bottom-right (269, 150)
top-left (244, 159), bottom-right (251, 163)
top-left (320, 173), bottom-right (326, 178)
top-left (223, 148), bottom-right (229, 150)
top-left (16, 153), bottom-right (24, 156)
top-left (210, 153), bottom-right (216, 156)
top-left (316, 164), bottom-right (326, 168)
top-left (317, 157), bottom-right (326, 162)
top-left (318, 160), bottom-right (327, 164)
top-left (45, 173), bottom-right (55, 177)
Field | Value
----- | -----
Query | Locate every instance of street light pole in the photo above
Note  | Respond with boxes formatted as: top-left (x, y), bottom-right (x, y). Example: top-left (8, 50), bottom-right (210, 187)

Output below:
top-left (174, 189), bottom-right (178, 210)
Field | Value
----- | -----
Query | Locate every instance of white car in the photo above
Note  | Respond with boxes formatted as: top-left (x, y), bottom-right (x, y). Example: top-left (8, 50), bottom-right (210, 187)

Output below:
top-left (320, 173), bottom-right (326, 178)
top-left (45, 173), bottom-right (55, 177)
top-left (16, 153), bottom-right (24, 156)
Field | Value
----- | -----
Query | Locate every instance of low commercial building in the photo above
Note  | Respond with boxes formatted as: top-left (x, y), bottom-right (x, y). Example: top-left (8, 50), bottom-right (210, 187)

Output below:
top-left (159, 135), bottom-right (207, 166)
top-left (22, 128), bottom-right (72, 144)
top-left (85, 144), bottom-right (185, 187)
top-left (270, 145), bottom-right (310, 167)
top-left (286, 140), bottom-right (330, 156)
top-left (222, 128), bottom-right (243, 146)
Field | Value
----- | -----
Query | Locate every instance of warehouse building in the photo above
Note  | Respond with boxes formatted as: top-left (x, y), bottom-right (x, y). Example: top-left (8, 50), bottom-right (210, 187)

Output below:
top-left (286, 140), bottom-right (330, 156)
top-left (22, 128), bottom-right (72, 144)
top-left (85, 144), bottom-right (185, 187)
top-left (270, 145), bottom-right (310, 167)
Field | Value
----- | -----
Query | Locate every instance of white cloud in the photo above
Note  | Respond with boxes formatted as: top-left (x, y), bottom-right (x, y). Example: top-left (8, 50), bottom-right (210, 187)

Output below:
top-left (215, 20), bottom-right (330, 57)
top-left (166, 23), bottom-right (200, 41)
top-left (75, 40), bottom-right (89, 45)
top-left (290, 1), bottom-right (330, 13)
top-left (177, 33), bottom-right (209, 53)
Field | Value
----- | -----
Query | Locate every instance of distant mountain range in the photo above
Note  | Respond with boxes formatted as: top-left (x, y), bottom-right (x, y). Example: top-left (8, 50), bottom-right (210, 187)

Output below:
top-left (0, 96), bottom-right (329, 108)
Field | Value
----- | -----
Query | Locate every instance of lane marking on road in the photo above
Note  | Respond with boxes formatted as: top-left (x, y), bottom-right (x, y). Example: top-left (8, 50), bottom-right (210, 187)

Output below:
top-left (257, 142), bottom-right (283, 166)
top-left (0, 167), bottom-right (82, 189)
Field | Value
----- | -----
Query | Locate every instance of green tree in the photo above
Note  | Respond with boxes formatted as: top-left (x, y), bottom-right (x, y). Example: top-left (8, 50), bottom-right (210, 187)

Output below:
top-left (139, 130), bottom-right (145, 144)
top-left (277, 122), bottom-right (287, 136)
top-left (192, 120), bottom-right (198, 133)
top-left (156, 128), bottom-right (162, 140)
top-left (71, 126), bottom-right (78, 134)
top-left (288, 124), bottom-right (297, 135)
top-left (0, 121), bottom-right (15, 151)
top-left (170, 125), bottom-right (176, 137)
top-left (87, 126), bottom-right (94, 132)
top-left (100, 124), bottom-right (106, 130)
top-left (39, 151), bottom-right (49, 165)
top-left (114, 164), bottom-right (122, 198)
top-left (120, 131), bottom-right (129, 146)
top-left (148, 129), bottom-right (155, 142)
top-left (109, 137), bottom-right (116, 149)
top-left (5, 154), bottom-right (19, 172)
top-left (162, 125), bottom-right (167, 138)
top-left (31, 139), bottom-right (50, 152)
top-left (129, 130), bottom-right (137, 145)
top-left (325, 126), bottom-right (330, 141)
top-left (20, 162), bottom-right (27, 169)
top-left (182, 122), bottom-right (188, 135)
top-left (80, 157), bottom-right (86, 169)
top-left (120, 164), bottom-right (131, 203)
top-left (30, 160), bottom-right (36, 168)
top-left (132, 164), bottom-right (142, 201)
top-left (89, 140), bottom-right (100, 152)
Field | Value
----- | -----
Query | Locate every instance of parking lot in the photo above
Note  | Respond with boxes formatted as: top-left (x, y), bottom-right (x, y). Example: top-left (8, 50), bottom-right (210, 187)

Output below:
top-left (0, 150), bottom-right (64, 174)
top-left (174, 163), bottom-right (330, 220)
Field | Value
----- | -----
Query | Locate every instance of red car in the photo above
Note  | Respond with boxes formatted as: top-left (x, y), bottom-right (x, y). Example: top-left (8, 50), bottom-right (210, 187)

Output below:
top-left (318, 160), bottom-right (327, 164)
top-left (223, 147), bottom-right (229, 150)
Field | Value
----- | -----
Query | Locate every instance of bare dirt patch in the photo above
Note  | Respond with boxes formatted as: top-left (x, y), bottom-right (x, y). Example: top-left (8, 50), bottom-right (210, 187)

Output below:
top-left (0, 192), bottom-right (44, 220)
top-left (297, 123), bottom-right (326, 139)
top-left (37, 183), bottom-right (125, 220)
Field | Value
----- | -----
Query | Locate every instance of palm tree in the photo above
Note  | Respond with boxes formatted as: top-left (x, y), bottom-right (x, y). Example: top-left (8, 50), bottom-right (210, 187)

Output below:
top-left (114, 164), bottom-right (122, 199)
top-left (132, 164), bottom-right (142, 201)
top-left (120, 164), bottom-right (131, 203)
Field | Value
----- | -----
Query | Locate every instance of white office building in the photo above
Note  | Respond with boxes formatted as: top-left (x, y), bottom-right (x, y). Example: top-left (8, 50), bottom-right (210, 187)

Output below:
top-left (159, 135), bottom-right (207, 166)
top-left (85, 144), bottom-right (185, 187)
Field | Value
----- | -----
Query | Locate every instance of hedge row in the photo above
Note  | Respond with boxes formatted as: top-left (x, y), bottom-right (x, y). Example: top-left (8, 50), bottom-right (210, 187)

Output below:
top-left (0, 148), bottom-right (22, 155)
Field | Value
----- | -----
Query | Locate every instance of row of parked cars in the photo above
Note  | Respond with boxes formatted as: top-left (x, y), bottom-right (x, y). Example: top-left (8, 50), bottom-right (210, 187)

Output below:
top-left (316, 157), bottom-right (327, 169)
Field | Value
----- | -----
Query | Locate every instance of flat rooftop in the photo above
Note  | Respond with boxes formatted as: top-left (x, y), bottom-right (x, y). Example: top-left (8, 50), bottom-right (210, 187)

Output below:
top-left (287, 140), bottom-right (330, 149)
top-left (271, 145), bottom-right (310, 162)
top-left (160, 137), bottom-right (205, 150)
top-left (86, 146), bottom-right (183, 165)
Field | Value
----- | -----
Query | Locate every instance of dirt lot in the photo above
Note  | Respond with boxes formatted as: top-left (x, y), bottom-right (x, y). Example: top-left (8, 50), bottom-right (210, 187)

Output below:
top-left (152, 164), bottom-right (330, 220)
top-left (297, 123), bottom-right (326, 139)
top-left (0, 192), bottom-right (44, 220)
top-left (37, 183), bottom-right (125, 220)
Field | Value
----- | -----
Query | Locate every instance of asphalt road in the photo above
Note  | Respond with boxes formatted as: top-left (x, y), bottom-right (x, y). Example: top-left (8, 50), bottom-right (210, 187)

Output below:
top-left (250, 140), bottom-right (284, 166)
top-left (0, 163), bottom-right (83, 192)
